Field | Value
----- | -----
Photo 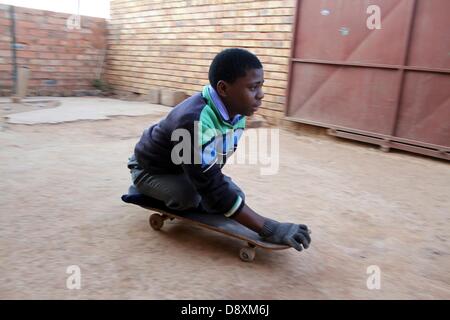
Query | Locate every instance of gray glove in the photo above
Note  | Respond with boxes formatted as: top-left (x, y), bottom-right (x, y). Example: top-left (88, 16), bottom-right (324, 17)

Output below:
top-left (259, 219), bottom-right (311, 251)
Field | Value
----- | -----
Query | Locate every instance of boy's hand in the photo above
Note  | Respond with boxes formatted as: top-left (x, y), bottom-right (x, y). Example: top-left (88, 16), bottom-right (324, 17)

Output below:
top-left (259, 219), bottom-right (311, 251)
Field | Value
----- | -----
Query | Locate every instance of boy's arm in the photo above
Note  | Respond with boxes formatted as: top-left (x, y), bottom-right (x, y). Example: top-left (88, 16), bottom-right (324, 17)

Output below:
top-left (232, 203), bottom-right (312, 251)
top-left (231, 203), bottom-right (265, 233)
top-left (176, 119), bottom-right (311, 251)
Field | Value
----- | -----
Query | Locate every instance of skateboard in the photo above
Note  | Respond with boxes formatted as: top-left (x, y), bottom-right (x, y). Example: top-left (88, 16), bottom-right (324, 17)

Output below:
top-left (121, 190), bottom-right (290, 262)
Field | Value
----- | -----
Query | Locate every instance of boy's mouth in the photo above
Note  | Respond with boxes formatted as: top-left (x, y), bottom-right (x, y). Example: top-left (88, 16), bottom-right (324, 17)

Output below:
top-left (252, 106), bottom-right (259, 112)
top-left (252, 102), bottom-right (261, 111)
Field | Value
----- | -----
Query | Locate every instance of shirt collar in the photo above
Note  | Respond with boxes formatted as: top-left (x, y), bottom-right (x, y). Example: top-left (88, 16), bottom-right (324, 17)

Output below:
top-left (204, 85), bottom-right (242, 125)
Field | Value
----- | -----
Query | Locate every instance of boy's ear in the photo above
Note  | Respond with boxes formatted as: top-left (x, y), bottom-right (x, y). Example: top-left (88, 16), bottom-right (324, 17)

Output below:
top-left (216, 80), bottom-right (228, 98)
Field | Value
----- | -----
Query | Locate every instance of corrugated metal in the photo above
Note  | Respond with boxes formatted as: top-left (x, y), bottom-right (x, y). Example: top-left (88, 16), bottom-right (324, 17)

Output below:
top-left (286, 0), bottom-right (450, 160)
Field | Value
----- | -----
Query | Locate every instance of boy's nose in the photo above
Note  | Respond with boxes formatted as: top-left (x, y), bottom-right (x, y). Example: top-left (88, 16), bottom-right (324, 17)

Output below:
top-left (256, 89), bottom-right (264, 100)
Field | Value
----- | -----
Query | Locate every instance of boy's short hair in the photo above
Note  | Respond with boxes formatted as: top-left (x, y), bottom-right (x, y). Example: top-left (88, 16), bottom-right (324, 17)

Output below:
top-left (208, 48), bottom-right (263, 90)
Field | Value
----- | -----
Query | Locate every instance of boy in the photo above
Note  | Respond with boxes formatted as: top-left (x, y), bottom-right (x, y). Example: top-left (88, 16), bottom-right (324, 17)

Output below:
top-left (127, 48), bottom-right (311, 251)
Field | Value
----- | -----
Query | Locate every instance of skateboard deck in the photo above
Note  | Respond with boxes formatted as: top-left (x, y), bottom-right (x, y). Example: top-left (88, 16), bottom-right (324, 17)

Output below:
top-left (121, 191), bottom-right (290, 261)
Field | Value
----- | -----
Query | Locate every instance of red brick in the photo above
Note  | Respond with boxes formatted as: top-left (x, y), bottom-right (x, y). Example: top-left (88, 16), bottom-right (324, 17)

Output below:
top-left (15, 7), bottom-right (42, 15)
top-left (0, 6), bottom-right (107, 96)
top-left (48, 12), bottom-right (70, 19)
top-left (59, 53), bottom-right (76, 59)
top-left (37, 52), bottom-right (57, 59)
top-left (66, 60), bottom-right (83, 67)
top-left (17, 50), bottom-right (36, 58)
top-left (69, 47), bottom-right (84, 54)
top-left (67, 33), bottom-right (83, 40)
top-left (58, 66), bottom-right (76, 73)
top-left (27, 15), bottom-right (45, 24)
top-left (38, 38), bottom-right (59, 45)
top-left (16, 20), bottom-right (35, 29)
top-left (0, 64), bottom-right (12, 71)
top-left (0, 81), bottom-right (13, 89)
top-left (40, 66), bottom-right (57, 72)
top-left (47, 60), bottom-right (64, 66)
top-left (1, 6), bottom-right (9, 19)
top-left (48, 30), bottom-right (66, 39)
top-left (0, 26), bottom-right (11, 37)
top-left (0, 50), bottom-right (10, 57)
top-left (16, 58), bottom-right (28, 64)
top-left (27, 29), bottom-right (49, 38)
top-left (46, 17), bottom-right (66, 26)
top-left (52, 47), bottom-right (67, 53)
top-left (0, 17), bottom-right (10, 26)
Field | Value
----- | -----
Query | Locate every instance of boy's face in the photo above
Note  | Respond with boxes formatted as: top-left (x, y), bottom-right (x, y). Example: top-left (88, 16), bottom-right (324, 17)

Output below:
top-left (217, 68), bottom-right (265, 117)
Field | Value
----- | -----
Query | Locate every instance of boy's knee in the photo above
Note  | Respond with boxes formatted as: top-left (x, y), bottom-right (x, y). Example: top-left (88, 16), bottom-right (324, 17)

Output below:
top-left (168, 193), bottom-right (201, 211)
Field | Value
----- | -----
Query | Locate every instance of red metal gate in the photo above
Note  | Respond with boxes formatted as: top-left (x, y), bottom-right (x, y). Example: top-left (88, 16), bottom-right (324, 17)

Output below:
top-left (285, 0), bottom-right (450, 160)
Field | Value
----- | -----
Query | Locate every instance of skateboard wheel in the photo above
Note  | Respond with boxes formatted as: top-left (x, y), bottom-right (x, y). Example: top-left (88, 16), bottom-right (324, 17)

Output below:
top-left (239, 247), bottom-right (256, 262)
top-left (149, 214), bottom-right (165, 231)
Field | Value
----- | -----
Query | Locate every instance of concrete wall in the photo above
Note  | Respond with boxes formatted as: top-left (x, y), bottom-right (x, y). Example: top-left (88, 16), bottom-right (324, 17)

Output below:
top-left (105, 0), bottom-right (296, 119)
top-left (0, 4), bottom-right (107, 96)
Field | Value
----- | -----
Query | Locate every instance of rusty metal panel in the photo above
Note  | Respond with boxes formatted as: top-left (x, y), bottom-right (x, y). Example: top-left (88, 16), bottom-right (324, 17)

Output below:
top-left (395, 72), bottom-right (450, 146)
top-left (293, 0), bottom-right (413, 65)
top-left (286, 0), bottom-right (450, 159)
top-left (287, 63), bottom-right (399, 133)
top-left (407, 0), bottom-right (450, 69)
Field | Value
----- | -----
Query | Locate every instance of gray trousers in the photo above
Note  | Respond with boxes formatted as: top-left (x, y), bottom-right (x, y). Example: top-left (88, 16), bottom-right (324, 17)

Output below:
top-left (127, 154), bottom-right (245, 213)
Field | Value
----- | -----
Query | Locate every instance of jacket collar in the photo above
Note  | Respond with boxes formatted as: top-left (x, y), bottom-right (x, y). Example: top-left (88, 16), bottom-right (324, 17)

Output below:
top-left (202, 85), bottom-right (242, 125)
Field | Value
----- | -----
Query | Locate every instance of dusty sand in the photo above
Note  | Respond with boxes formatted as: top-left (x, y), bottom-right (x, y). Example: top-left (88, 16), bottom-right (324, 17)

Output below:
top-left (0, 99), bottom-right (449, 299)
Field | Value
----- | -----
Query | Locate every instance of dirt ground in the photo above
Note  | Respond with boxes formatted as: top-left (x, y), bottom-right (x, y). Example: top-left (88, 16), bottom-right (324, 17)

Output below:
top-left (0, 98), bottom-right (449, 299)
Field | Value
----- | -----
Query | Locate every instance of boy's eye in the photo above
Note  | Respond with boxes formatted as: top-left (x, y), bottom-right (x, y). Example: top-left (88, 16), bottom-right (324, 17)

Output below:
top-left (249, 83), bottom-right (263, 92)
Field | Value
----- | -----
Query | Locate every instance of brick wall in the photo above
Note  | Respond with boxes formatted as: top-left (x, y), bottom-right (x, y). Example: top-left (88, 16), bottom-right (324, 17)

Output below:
top-left (0, 4), bottom-right (13, 96)
top-left (0, 4), bottom-right (107, 96)
top-left (105, 0), bottom-right (296, 119)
